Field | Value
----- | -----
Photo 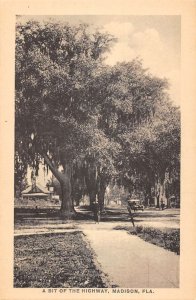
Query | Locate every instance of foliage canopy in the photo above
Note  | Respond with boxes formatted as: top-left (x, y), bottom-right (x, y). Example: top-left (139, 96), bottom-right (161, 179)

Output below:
top-left (15, 20), bottom-right (180, 213)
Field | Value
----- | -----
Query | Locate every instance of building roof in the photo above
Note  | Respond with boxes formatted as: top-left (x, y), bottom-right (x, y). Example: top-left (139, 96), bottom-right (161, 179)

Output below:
top-left (22, 193), bottom-right (49, 197)
top-left (22, 183), bottom-right (50, 195)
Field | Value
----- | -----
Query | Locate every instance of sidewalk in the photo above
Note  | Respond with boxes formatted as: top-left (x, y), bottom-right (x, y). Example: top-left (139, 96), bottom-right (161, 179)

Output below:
top-left (82, 228), bottom-right (179, 288)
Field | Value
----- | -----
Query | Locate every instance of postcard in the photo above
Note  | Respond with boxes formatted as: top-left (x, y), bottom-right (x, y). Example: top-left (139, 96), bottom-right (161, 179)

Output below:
top-left (0, 0), bottom-right (196, 299)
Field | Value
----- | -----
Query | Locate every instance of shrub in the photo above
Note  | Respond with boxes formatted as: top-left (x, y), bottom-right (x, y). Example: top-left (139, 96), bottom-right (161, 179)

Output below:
top-left (128, 226), bottom-right (180, 255)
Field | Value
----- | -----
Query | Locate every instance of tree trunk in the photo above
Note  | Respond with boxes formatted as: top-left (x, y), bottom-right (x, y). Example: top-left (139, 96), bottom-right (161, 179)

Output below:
top-left (60, 162), bottom-right (76, 218)
top-left (42, 154), bottom-right (76, 219)
top-left (156, 193), bottom-right (160, 208)
top-left (89, 190), bottom-right (96, 208)
top-left (75, 197), bottom-right (80, 207)
top-left (97, 183), bottom-right (106, 212)
top-left (144, 184), bottom-right (151, 207)
top-left (60, 179), bottom-right (75, 219)
top-left (97, 169), bottom-right (110, 212)
top-left (71, 168), bottom-right (85, 207)
top-left (84, 162), bottom-right (97, 209)
top-left (155, 173), bottom-right (165, 209)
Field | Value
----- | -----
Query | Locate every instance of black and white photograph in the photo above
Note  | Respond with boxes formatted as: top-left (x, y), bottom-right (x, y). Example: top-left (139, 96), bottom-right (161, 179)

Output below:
top-left (0, 1), bottom-right (196, 299)
top-left (14, 14), bottom-right (180, 289)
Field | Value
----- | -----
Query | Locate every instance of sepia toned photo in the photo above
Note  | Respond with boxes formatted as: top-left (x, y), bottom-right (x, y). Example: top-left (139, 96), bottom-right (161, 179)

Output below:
top-left (14, 15), bottom-right (180, 289)
top-left (0, 1), bottom-right (196, 300)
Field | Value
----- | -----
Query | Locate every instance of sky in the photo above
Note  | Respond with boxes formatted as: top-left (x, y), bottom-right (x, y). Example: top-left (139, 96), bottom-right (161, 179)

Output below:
top-left (19, 15), bottom-right (181, 186)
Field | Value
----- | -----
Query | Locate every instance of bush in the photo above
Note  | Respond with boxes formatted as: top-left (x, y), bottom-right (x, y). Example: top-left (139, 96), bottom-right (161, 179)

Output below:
top-left (163, 230), bottom-right (180, 254)
top-left (121, 226), bottom-right (180, 255)
top-left (114, 225), bottom-right (180, 255)
top-left (129, 226), bottom-right (180, 255)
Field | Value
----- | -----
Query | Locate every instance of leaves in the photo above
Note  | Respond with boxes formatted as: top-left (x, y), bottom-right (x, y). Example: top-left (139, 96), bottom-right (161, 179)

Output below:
top-left (14, 232), bottom-right (107, 287)
top-left (15, 21), bottom-right (115, 171)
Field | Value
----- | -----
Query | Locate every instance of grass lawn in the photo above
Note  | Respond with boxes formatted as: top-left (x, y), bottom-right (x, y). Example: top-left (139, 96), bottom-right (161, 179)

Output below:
top-left (114, 225), bottom-right (180, 255)
top-left (14, 231), bottom-right (107, 288)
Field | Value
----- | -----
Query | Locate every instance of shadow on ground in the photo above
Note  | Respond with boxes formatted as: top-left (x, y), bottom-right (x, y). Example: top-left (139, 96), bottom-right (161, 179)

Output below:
top-left (14, 206), bottom-right (135, 226)
top-left (14, 206), bottom-right (180, 228)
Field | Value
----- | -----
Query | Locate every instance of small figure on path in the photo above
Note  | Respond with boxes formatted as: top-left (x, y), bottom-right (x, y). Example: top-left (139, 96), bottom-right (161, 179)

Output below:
top-left (93, 200), bottom-right (100, 224)
top-left (127, 198), bottom-right (135, 227)
top-left (161, 200), bottom-right (165, 210)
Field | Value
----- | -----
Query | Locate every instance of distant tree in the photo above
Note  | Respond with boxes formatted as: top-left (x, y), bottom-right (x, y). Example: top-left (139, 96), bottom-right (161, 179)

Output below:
top-left (118, 97), bottom-right (180, 207)
top-left (94, 60), bottom-right (173, 207)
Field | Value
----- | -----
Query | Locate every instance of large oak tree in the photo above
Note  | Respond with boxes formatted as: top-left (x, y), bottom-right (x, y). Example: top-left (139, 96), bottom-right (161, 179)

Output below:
top-left (15, 20), bottom-right (116, 217)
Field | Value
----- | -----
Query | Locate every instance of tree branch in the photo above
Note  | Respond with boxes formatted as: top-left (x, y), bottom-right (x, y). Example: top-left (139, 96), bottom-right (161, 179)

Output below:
top-left (42, 153), bottom-right (64, 183)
